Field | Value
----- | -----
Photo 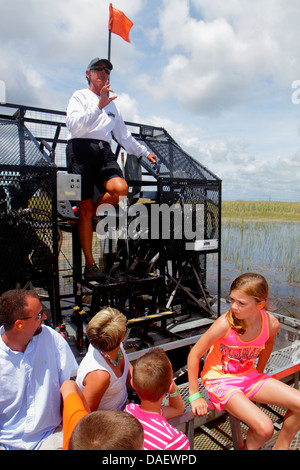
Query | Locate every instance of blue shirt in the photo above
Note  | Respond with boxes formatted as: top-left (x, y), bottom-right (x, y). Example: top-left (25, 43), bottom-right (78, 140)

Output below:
top-left (0, 325), bottom-right (78, 450)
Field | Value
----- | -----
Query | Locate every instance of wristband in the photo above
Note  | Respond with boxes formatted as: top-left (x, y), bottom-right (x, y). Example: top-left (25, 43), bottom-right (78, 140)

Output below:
top-left (169, 386), bottom-right (179, 398)
top-left (188, 391), bottom-right (202, 403)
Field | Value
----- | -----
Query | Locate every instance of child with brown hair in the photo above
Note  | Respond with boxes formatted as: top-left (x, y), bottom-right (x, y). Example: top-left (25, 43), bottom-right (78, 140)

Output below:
top-left (188, 272), bottom-right (300, 450)
top-left (76, 307), bottom-right (131, 411)
top-left (124, 348), bottom-right (190, 450)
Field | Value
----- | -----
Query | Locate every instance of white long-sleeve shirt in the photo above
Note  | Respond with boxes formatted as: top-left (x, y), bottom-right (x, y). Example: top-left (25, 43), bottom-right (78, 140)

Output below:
top-left (66, 88), bottom-right (150, 158)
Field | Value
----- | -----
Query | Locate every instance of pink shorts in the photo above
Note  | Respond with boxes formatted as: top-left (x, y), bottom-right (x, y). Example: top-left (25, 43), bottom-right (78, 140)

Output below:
top-left (204, 370), bottom-right (270, 412)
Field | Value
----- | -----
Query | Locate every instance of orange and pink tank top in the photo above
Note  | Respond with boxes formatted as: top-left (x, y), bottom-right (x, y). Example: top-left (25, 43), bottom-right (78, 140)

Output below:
top-left (201, 310), bottom-right (270, 383)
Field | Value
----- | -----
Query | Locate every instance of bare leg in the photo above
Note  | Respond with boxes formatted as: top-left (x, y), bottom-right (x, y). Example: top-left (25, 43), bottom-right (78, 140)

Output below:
top-left (224, 393), bottom-right (274, 450)
top-left (252, 377), bottom-right (300, 450)
top-left (273, 409), bottom-right (300, 450)
top-left (78, 198), bottom-right (95, 267)
top-left (95, 177), bottom-right (128, 208)
top-left (78, 178), bottom-right (128, 268)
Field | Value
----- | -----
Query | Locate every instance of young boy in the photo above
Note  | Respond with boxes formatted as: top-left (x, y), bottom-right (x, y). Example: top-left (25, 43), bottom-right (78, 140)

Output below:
top-left (124, 348), bottom-right (190, 450)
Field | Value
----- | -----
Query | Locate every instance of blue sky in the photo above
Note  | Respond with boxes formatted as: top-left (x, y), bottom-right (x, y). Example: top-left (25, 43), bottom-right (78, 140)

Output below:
top-left (1, 0), bottom-right (300, 202)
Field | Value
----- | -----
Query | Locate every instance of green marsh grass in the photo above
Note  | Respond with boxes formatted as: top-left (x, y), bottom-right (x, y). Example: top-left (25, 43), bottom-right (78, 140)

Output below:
top-left (207, 202), bottom-right (299, 318)
top-left (213, 219), bottom-right (300, 318)
top-left (222, 200), bottom-right (300, 222)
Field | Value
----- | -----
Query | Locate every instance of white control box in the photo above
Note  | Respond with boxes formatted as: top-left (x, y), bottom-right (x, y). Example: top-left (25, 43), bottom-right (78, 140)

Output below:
top-left (185, 239), bottom-right (218, 251)
top-left (57, 173), bottom-right (81, 201)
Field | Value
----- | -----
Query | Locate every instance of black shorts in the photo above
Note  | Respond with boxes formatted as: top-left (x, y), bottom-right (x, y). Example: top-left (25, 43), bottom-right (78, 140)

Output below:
top-left (66, 139), bottom-right (124, 200)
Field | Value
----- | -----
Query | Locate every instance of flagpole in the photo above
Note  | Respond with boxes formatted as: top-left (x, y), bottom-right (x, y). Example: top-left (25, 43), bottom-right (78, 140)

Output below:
top-left (108, 3), bottom-right (112, 62)
top-left (108, 28), bottom-right (112, 62)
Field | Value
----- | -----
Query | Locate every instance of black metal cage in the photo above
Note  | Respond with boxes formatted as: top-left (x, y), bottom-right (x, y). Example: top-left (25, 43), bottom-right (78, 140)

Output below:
top-left (0, 109), bottom-right (60, 323)
top-left (0, 103), bottom-right (221, 342)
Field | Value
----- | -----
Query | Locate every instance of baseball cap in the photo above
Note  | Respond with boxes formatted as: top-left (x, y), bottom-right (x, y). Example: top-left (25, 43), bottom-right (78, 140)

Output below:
top-left (87, 58), bottom-right (113, 71)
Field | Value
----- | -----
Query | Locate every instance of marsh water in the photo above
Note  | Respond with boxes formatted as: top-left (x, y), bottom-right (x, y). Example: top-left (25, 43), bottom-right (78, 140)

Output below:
top-left (207, 221), bottom-right (300, 319)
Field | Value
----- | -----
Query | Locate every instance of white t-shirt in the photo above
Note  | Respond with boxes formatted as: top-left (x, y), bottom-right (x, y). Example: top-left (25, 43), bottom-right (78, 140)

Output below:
top-left (76, 342), bottom-right (129, 411)
top-left (66, 88), bottom-right (150, 158)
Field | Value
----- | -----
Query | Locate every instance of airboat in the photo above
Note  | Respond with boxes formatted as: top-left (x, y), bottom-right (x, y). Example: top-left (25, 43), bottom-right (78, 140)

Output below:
top-left (0, 102), bottom-right (299, 449)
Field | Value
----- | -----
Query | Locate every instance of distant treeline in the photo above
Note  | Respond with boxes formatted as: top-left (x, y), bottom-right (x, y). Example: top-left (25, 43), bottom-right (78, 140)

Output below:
top-left (222, 200), bottom-right (300, 222)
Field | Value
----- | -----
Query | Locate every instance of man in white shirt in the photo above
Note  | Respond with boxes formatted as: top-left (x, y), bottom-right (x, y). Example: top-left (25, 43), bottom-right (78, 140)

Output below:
top-left (66, 58), bottom-right (156, 281)
top-left (0, 289), bottom-right (78, 450)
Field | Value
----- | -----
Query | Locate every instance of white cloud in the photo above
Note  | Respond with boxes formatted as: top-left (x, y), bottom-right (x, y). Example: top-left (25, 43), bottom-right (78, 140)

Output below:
top-left (134, 0), bottom-right (300, 115)
top-left (117, 93), bottom-right (141, 123)
top-left (0, 0), bottom-right (300, 201)
top-left (0, 0), bottom-right (145, 108)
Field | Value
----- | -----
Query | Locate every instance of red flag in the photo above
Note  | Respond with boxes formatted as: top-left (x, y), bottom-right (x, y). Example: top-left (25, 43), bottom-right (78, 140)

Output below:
top-left (109, 3), bottom-right (133, 43)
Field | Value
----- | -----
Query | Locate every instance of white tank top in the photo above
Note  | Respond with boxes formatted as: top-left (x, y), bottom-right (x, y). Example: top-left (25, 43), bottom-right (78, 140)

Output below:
top-left (76, 342), bottom-right (129, 410)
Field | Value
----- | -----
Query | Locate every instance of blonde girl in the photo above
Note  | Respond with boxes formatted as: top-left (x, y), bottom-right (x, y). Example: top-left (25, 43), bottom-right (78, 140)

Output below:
top-left (76, 307), bottom-right (131, 412)
top-left (188, 273), bottom-right (300, 450)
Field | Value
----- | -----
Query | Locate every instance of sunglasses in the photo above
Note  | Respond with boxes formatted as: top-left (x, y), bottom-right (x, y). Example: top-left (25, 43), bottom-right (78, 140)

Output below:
top-left (92, 65), bottom-right (111, 75)
top-left (20, 310), bottom-right (44, 321)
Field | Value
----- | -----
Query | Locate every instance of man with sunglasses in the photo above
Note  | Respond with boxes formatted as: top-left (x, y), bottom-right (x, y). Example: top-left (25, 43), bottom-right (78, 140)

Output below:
top-left (0, 289), bottom-right (78, 450)
top-left (66, 58), bottom-right (156, 282)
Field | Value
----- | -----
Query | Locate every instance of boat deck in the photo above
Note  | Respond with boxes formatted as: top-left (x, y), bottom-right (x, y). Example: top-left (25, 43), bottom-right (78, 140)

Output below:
top-left (193, 401), bottom-right (300, 450)
top-left (62, 306), bottom-right (300, 450)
